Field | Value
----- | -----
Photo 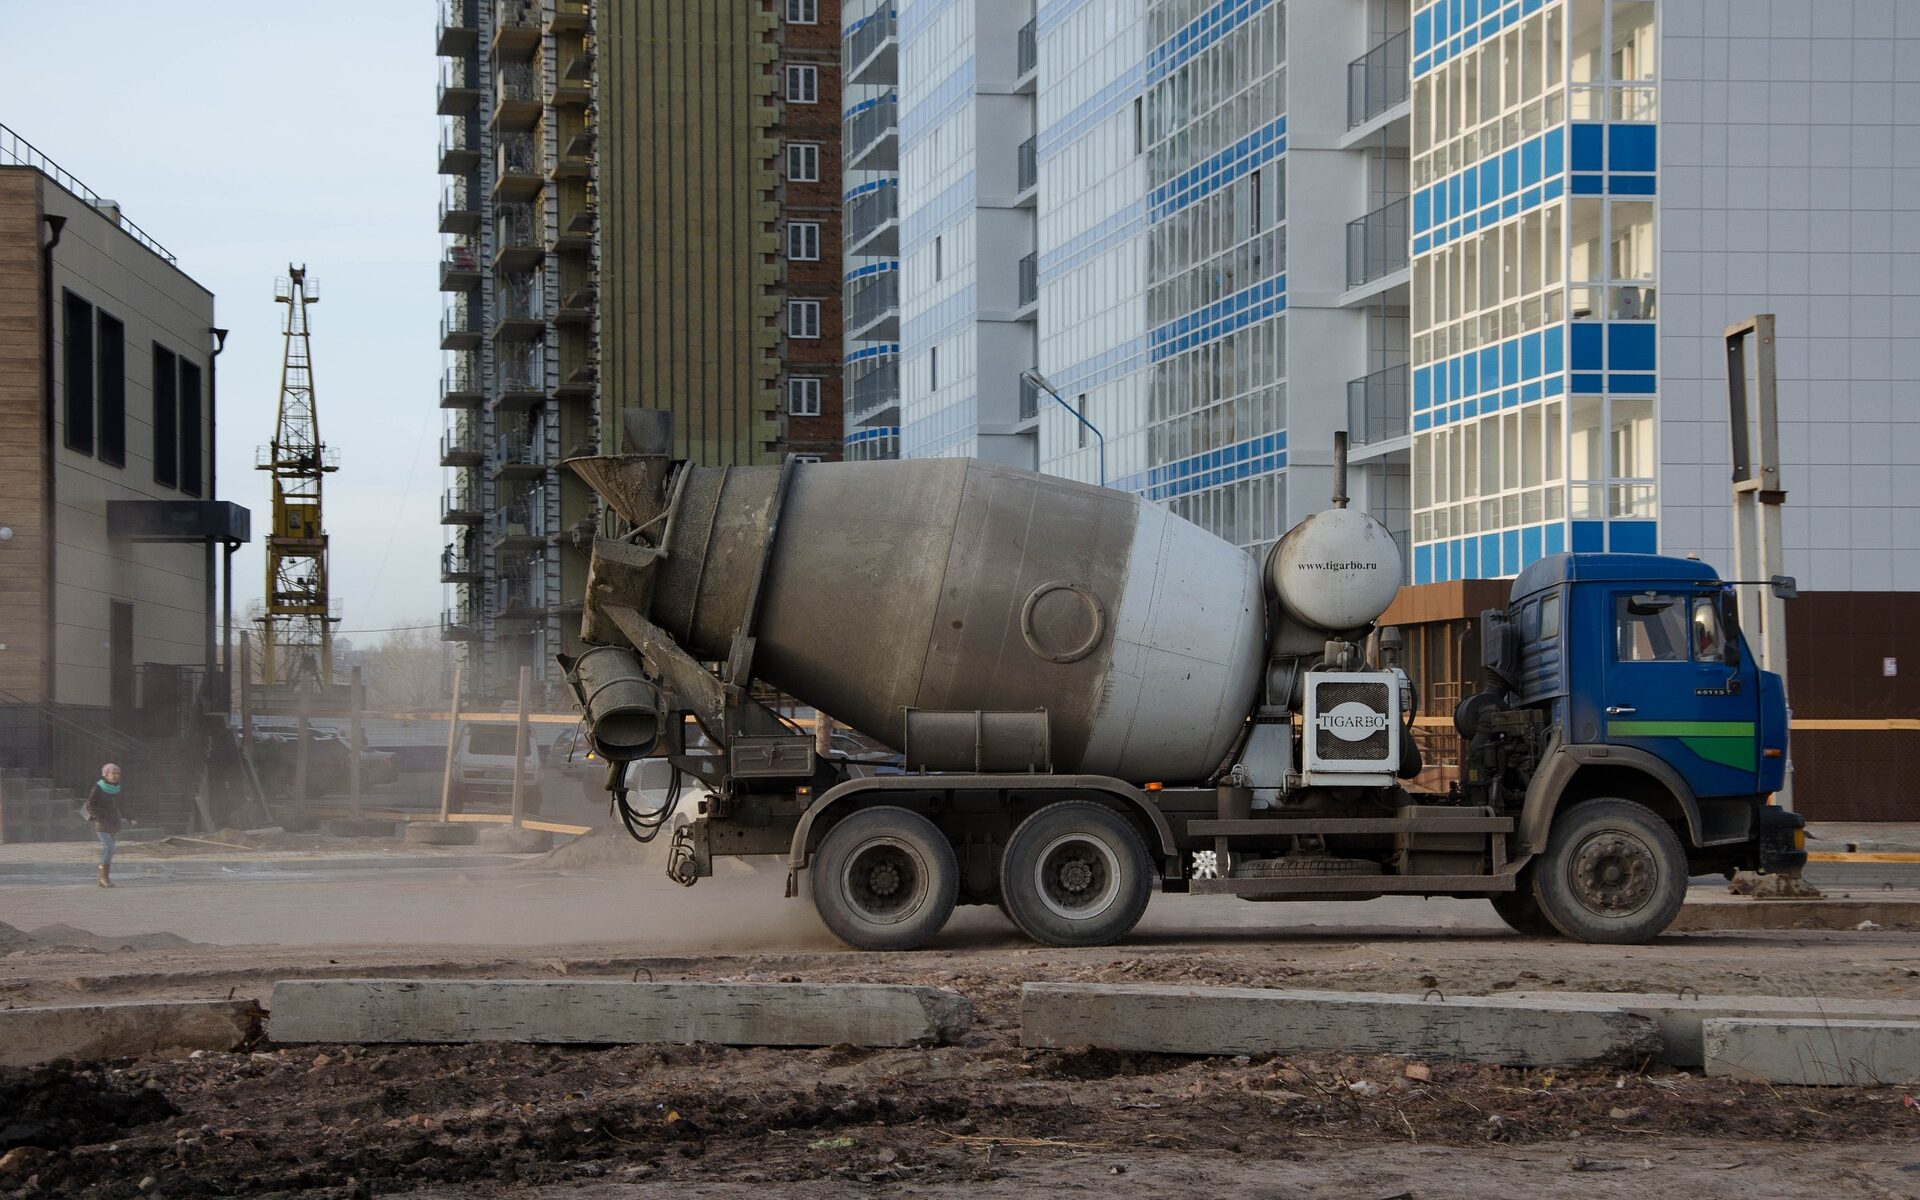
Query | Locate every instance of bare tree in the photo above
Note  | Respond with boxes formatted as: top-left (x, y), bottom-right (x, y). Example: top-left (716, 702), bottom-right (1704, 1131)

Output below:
top-left (360, 621), bottom-right (453, 714)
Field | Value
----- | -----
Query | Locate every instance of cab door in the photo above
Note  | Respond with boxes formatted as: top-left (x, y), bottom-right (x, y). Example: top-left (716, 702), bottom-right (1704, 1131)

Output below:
top-left (1600, 588), bottom-right (1760, 798)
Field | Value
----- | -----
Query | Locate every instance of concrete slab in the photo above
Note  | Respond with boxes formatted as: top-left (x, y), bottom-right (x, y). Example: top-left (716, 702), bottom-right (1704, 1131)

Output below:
top-left (1501, 992), bottom-right (1920, 1066)
top-left (474, 826), bottom-right (553, 853)
top-left (268, 979), bottom-right (972, 1047)
top-left (1703, 1017), bottom-right (1920, 1085)
top-left (1019, 984), bottom-right (1659, 1066)
top-left (0, 1000), bottom-right (259, 1067)
top-left (402, 822), bottom-right (477, 846)
top-left (1672, 897), bottom-right (1920, 932)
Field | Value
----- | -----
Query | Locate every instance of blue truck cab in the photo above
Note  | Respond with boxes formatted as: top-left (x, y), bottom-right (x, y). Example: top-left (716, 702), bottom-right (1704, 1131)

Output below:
top-left (1457, 552), bottom-right (1806, 942)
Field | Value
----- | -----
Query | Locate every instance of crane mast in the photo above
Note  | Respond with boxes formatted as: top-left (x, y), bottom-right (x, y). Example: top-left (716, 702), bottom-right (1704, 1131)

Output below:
top-left (256, 265), bottom-right (339, 692)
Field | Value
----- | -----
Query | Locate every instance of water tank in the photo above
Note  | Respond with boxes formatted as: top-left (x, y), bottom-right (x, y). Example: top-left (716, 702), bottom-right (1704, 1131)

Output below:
top-left (1265, 507), bottom-right (1404, 636)
top-left (622, 459), bottom-right (1266, 783)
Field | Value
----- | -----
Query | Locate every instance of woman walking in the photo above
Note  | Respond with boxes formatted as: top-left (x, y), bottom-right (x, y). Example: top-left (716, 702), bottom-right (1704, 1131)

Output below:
top-left (83, 763), bottom-right (132, 888)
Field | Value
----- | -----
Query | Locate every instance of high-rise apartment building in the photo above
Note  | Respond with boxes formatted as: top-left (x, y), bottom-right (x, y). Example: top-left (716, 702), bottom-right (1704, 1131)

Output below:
top-left (594, 0), bottom-right (844, 464)
top-left (436, 0), bottom-right (599, 700)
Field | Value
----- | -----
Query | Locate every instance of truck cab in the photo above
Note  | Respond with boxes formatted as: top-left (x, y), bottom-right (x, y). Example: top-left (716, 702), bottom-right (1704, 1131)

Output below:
top-left (1461, 553), bottom-right (1804, 938)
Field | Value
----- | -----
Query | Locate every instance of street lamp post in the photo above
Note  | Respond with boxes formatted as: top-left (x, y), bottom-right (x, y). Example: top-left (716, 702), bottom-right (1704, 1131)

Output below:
top-left (1020, 368), bottom-right (1106, 487)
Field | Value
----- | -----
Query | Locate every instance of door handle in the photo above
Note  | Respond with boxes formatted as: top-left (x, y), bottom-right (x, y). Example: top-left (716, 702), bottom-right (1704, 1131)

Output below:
top-left (1606, 706), bottom-right (1637, 716)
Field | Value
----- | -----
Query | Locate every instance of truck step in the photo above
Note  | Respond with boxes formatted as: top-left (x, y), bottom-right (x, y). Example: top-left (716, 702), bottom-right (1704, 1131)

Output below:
top-left (1187, 816), bottom-right (1514, 837)
top-left (1190, 872), bottom-right (1517, 897)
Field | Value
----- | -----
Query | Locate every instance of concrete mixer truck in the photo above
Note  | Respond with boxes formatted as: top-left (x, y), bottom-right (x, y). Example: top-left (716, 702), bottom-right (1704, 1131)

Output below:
top-left (560, 410), bottom-right (1805, 951)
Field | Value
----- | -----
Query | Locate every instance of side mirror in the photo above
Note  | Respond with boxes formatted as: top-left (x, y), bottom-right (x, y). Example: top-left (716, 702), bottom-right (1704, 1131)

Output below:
top-left (1770, 575), bottom-right (1798, 600)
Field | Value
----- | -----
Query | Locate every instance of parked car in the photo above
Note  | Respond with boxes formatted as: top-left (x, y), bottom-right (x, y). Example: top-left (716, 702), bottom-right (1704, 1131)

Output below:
top-left (450, 722), bottom-right (543, 812)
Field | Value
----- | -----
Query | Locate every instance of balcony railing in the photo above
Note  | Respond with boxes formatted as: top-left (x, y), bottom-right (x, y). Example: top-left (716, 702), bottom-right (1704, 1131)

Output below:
top-left (1018, 252), bottom-right (1038, 307)
top-left (847, 270), bottom-right (899, 335)
top-left (494, 0), bottom-right (541, 52)
top-left (438, 55), bottom-right (482, 113)
top-left (438, 117), bottom-right (480, 173)
top-left (845, 93), bottom-right (898, 171)
top-left (436, 0), bottom-right (478, 55)
top-left (845, 8), bottom-right (896, 77)
top-left (1017, 136), bottom-right (1037, 194)
top-left (441, 604), bottom-right (481, 640)
top-left (495, 429), bottom-right (547, 470)
top-left (847, 357), bottom-right (899, 421)
top-left (1348, 29), bottom-right (1411, 128)
top-left (1347, 362), bottom-right (1410, 446)
top-left (1346, 195), bottom-right (1409, 289)
top-left (441, 544), bottom-right (482, 582)
top-left (846, 183), bottom-right (898, 251)
top-left (440, 418), bottom-right (484, 463)
top-left (441, 362), bottom-right (483, 407)
top-left (1017, 18), bottom-right (1037, 78)
top-left (442, 485), bottom-right (483, 524)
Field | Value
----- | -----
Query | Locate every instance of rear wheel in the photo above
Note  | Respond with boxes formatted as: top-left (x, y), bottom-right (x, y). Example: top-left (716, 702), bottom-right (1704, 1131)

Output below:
top-left (1531, 798), bottom-right (1688, 944)
top-left (999, 802), bottom-right (1153, 948)
top-left (809, 807), bottom-right (958, 951)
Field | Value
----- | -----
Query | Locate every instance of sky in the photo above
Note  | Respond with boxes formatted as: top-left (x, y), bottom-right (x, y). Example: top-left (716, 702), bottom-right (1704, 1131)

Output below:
top-left (0, 0), bottom-right (446, 639)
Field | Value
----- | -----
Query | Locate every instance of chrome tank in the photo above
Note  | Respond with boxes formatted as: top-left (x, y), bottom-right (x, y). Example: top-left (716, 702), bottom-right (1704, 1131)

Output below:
top-left (1264, 507), bottom-right (1404, 636)
top-left (639, 459), bottom-right (1264, 783)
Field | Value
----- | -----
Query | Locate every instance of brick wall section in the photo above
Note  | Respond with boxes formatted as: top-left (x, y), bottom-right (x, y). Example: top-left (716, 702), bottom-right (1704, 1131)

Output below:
top-left (777, 0), bottom-right (844, 460)
top-left (0, 171), bottom-right (46, 701)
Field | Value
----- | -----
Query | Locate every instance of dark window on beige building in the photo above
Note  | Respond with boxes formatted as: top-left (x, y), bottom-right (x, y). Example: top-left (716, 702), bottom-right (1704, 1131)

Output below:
top-left (96, 312), bottom-right (125, 467)
top-left (62, 289), bottom-right (93, 454)
top-left (179, 359), bottom-right (203, 497)
top-left (152, 344), bottom-right (177, 488)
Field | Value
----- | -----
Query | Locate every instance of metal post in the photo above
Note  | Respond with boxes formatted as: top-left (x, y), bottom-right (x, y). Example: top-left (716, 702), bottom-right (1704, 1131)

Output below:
top-left (348, 665), bottom-right (364, 818)
top-left (438, 666), bottom-right (464, 820)
top-left (510, 665), bottom-right (531, 829)
top-left (1022, 369), bottom-right (1107, 487)
top-left (1725, 314), bottom-right (1793, 811)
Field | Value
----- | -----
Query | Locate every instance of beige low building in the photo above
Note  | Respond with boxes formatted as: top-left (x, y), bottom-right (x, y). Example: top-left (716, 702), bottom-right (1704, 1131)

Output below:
top-left (0, 133), bottom-right (247, 835)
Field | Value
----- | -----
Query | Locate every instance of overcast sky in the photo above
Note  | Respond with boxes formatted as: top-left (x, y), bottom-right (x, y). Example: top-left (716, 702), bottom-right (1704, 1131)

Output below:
top-left (1, 0), bottom-right (445, 638)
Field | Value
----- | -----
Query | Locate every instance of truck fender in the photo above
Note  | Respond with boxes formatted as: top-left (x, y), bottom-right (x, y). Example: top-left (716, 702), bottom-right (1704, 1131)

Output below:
top-left (1518, 740), bottom-right (1703, 855)
top-left (786, 774), bottom-right (1180, 874)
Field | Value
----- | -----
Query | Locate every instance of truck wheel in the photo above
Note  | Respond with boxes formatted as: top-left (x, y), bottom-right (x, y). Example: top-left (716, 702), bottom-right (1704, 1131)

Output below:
top-left (1489, 878), bottom-right (1555, 936)
top-left (1531, 798), bottom-right (1688, 944)
top-left (809, 807), bottom-right (958, 951)
top-left (999, 802), bottom-right (1152, 948)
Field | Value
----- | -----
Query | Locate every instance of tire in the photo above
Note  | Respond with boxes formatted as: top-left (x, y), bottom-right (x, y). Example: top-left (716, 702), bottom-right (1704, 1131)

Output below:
top-left (1531, 798), bottom-right (1688, 944)
top-left (999, 801), bottom-right (1153, 948)
top-left (809, 806), bottom-right (958, 951)
top-left (1489, 876), bottom-right (1556, 936)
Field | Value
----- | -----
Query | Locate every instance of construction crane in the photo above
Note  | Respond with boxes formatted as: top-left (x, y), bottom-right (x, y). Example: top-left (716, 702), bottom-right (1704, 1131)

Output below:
top-left (256, 266), bottom-right (339, 693)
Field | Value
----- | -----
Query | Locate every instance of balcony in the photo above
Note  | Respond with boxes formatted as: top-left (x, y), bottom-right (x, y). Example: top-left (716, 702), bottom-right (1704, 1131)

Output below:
top-left (556, 346), bottom-right (595, 397)
top-left (438, 117), bottom-right (481, 174)
top-left (438, 56), bottom-right (483, 115)
top-left (440, 419), bottom-right (484, 466)
top-left (439, 240), bottom-right (482, 291)
top-left (552, 128), bottom-right (591, 178)
top-left (846, 355), bottom-right (899, 426)
top-left (1016, 135), bottom-right (1037, 199)
top-left (1016, 18), bottom-right (1037, 87)
top-left (556, 280), bottom-right (595, 324)
top-left (845, 8), bottom-right (896, 87)
top-left (492, 281), bottom-right (546, 342)
top-left (1017, 251), bottom-right (1038, 310)
top-left (845, 93), bottom-right (898, 173)
top-left (440, 544), bottom-right (483, 584)
top-left (491, 61), bottom-right (542, 131)
top-left (439, 178), bottom-right (480, 234)
top-left (440, 363), bottom-right (483, 408)
top-left (492, 203), bottom-right (541, 272)
top-left (441, 605), bottom-right (481, 641)
top-left (552, 47), bottom-right (593, 105)
top-left (555, 192), bottom-right (594, 249)
top-left (492, 0), bottom-right (541, 58)
top-left (494, 570), bottom-right (546, 620)
top-left (441, 485), bottom-right (483, 526)
top-left (494, 133), bottom-right (542, 201)
top-left (1346, 195), bottom-right (1409, 290)
top-left (440, 302), bottom-right (482, 350)
top-left (1348, 29), bottom-right (1410, 130)
top-left (436, 0), bottom-right (478, 56)
top-left (845, 181), bottom-right (897, 257)
top-left (491, 502), bottom-right (548, 552)
top-left (492, 430), bottom-right (548, 480)
top-left (1347, 362), bottom-right (1410, 447)
top-left (1019, 374), bottom-right (1040, 421)
top-left (846, 268), bottom-right (899, 341)
top-left (548, 0), bottom-right (586, 32)
top-left (495, 349), bottom-right (547, 406)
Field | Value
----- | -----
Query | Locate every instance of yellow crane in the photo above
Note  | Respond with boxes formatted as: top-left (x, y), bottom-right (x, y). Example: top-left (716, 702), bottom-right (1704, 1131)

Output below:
top-left (256, 265), bottom-right (339, 692)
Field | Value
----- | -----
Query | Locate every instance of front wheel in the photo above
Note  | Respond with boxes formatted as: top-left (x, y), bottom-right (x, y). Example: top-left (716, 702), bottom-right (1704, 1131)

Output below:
top-left (809, 806), bottom-right (958, 951)
top-left (999, 802), bottom-right (1153, 948)
top-left (1531, 798), bottom-right (1688, 944)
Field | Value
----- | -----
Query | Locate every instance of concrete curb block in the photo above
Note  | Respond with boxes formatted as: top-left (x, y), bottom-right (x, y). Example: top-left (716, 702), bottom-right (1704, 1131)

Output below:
top-left (1499, 992), bottom-right (1920, 1066)
top-left (474, 827), bottom-right (554, 853)
top-left (402, 823), bottom-right (478, 847)
top-left (0, 1000), bottom-right (260, 1068)
top-left (322, 818), bottom-right (400, 839)
top-left (1703, 1017), bottom-right (1920, 1085)
top-left (1019, 983), bottom-right (1659, 1066)
top-left (1672, 899), bottom-right (1920, 932)
top-left (268, 979), bottom-right (973, 1047)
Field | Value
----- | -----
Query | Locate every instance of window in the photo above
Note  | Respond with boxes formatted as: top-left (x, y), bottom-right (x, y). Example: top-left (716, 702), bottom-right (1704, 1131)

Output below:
top-left (787, 299), bottom-right (821, 339)
top-left (785, 0), bottom-right (817, 22)
top-left (96, 313), bottom-right (125, 467)
top-left (1076, 394), bottom-right (1089, 448)
top-left (786, 221), bottom-right (821, 261)
top-left (1690, 596), bottom-right (1725, 662)
top-left (787, 376), bottom-right (822, 416)
top-left (787, 453), bottom-right (824, 464)
top-left (63, 290), bottom-right (94, 455)
top-left (179, 359), bottom-right (204, 497)
top-left (929, 346), bottom-right (939, 390)
top-left (152, 345), bottom-right (178, 488)
top-left (1539, 592), bottom-right (1561, 641)
top-left (934, 235), bottom-right (943, 280)
top-left (785, 64), bottom-right (818, 104)
top-left (1614, 593), bottom-right (1686, 662)
top-left (786, 142), bottom-right (820, 181)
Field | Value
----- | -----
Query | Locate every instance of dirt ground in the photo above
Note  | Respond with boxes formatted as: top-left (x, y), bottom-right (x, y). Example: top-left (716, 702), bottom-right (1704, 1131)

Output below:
top-left (4, 858), bottom-right (1920, 1197)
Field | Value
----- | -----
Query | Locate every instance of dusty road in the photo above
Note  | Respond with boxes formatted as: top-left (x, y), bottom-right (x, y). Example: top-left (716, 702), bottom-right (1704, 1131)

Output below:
top-left (5, 857), bottom-right (1920, 1197)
